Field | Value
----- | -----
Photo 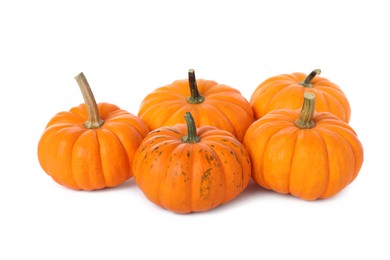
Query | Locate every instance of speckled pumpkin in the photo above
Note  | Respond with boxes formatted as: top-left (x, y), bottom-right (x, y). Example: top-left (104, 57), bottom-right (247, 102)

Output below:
top-left (133, 112), bottom-right (251, 213)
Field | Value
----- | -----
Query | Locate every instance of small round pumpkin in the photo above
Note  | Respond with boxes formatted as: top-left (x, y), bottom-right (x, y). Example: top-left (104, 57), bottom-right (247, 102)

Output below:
top-left (37, 73), bottom-right (149, 190)
top-left (133, 112), bottom-right (251, 213)
top-left (243, 92), bottom-right (363, 200)
top-left (250, 69), bottom-right (351, 122)
top-left (138, 69), bottom-right (254, 142)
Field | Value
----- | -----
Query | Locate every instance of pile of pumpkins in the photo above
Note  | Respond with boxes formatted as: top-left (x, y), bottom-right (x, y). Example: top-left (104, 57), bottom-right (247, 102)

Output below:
top-left (37, 69), bottom-right (364, 214)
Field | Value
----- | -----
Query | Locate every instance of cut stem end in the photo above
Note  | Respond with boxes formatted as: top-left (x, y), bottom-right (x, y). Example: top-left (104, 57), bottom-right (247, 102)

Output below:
top-left (186, 69), bottom-right (205, 104)
top-left (295, 92), bottom-right (316, 129)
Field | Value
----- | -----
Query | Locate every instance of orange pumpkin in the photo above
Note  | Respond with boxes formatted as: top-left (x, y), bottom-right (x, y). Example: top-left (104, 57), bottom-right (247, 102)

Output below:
top-left (133, 112), bottom-right (251, 213)
top-left (250, 69), bottom-right (351, 122)
top-left (243, 92), bottom-right (363, 200)
top-left (37, 72), bottom-right (149, 190)
top-left (138, 69), bottom-right (254, 142)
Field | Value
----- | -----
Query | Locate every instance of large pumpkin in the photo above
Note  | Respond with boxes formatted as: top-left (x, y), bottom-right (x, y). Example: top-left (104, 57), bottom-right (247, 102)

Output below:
top-left (138, 69), bottom-right (254, 142)
top-left (243, 92), bottom-right (363, 200)
top-left (133, 112), bottom-right (251, 213)
top-left (250, 69), bottom-right (351, 122)
top-left (37, 73), bottom-right (149, 190)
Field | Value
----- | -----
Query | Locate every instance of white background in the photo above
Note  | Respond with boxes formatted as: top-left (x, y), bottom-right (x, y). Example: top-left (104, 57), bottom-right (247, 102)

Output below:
top-left (1, 0), bottom-right (389, 259)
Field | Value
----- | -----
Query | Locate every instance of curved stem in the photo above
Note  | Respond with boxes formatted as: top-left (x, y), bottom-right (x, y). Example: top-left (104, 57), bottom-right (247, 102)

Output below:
top-left (186, 69), bottom-right (205, 104)
top-left (181, 112), bottom-right (200, 143)
top-left (295, 92), bottom-right (316, 129)
top-left (74, 72), bottom-right (104, 129)
top-left (300, 69), bottom-right (321, 88)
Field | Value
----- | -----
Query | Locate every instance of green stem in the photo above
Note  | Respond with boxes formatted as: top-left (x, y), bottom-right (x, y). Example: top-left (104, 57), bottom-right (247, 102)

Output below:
top-left (300, 69), bottom-right (321, 88)
top-left (186, 69), bottom-right (205, 104)
top-left (295, 92), bottom-right (316, 129)
top-left (74, 72), bottom-right (104, 129)
top-left (181, 112), bottom-right (201, 143)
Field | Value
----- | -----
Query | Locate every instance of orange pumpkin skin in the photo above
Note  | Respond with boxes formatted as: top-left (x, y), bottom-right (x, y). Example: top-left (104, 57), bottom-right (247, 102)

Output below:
top-left (250, 70), bottom-right (351, 122)
top-left (243, 104), bottom-right (363, 200)
top-left (38, 102), bottom-right (149, 190)
top-left (133, 113), bottom-right (251, 213)
top-left (138, 70), bottom-right (254, 142)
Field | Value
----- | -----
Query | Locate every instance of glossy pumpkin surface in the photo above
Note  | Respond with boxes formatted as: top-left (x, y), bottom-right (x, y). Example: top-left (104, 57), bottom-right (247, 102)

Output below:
top-left (250, 69), bottom-right (351, 122)
top-left (38, 73), bottom-right (149, 190)
top-left (138, 69), bottom-right (254, 142)
top-left (133, 112), bottom-right (251, 213)
top-left (244, 92), bottom-right (363, 200)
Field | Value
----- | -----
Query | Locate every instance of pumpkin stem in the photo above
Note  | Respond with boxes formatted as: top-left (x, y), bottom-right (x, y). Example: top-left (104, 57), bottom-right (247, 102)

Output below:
top-left (182, 112), bottom-right (201, 143)
top-left (186, 69), bottom-right (205, 104)
top-left (295, 92), bottom-right (316, 129)
top-left (300, 69), bottom-right (321, 88)
top-left (74, 72), bottom-right (104, 129)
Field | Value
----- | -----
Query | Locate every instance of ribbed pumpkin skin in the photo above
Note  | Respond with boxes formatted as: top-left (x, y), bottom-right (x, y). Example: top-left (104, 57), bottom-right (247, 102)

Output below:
top-left (38, 102), bottom-right (149, 190)
top-left (138, 79), bottom-right (254, 142)
top-left (243, 109), bottom-right (363, 200)
top-left (250, 72), bottom-right (351, 122)
top-left (133, 124), bottom-right (251, 213)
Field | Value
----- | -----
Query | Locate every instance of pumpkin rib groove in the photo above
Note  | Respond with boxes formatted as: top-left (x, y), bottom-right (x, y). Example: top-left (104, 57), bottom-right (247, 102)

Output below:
top-left (41, 126), bottom-right (84, 189)
top-left (316, 126), bottom-right (357, 186)
top-left (144, 103), bottom-right (189, 130)
top-left (251, 81), bottom-right (291, 112)
top-left (314, 84), bottom-right (345, 92)
top-left (206, 95), bottom-right (251, 112)
top-left (207, 97), bottom-right (253, 121)
top-left (201, 103), bottom-right (237, 138)
top-left (289, 130), bottom-right (327, 199)
top-left (138, 100), bottom-right (183, 120)
top-left (315, 128), bottom-right (355, 198)
top-left (273, 84), bottom-right (304, 103)
top-left (44, 124), bottom-right (83, 133)
top-left (40, 128), bottom-right (62, 185)
top-left (68, 106), bottom-right (89, 121)
top-left (70, 131), bottom-right (96, 190)
top-left (285, 128), bottom-right (300, 195)
top-left (106, 121), bottom-right (145, 156)
top-left (313, 89), bottom-right (347, 121)
top-left (120, 122), bottom-right (145, 146)
top-left (71, 109), bottom-right (88, 120)
top-left (312, 129), bottom-right (330, 198)
top-left (166, 106), bottom-right (193, 126)
top-left (201, 140), bottom-right (231, 201)
top-left (263, 125), bottom-right (298, 193)
top-left (264, 83), bottom-right (302, 112)
top-left (160, 143), bottom-right (188, 210)
top-left (186, 144), bottom-right (195, 211)
top-left (312, 88), bottom-right (329, 109)
top-left (69, 135), bottom-right (78, 189)
top-left (142, 97), bottom-right (185, 112)
top-left (257, 128), bottom-right (278, 189)
top-left (60, 127), bottom-right (85, 189)
top-left (101, 127), bottom-right (131, 182)
top-left (92, 130), bottom-right (105, 189)
top-left (205, 144), bottom-right (228, 203)
top-left (317, 88), bottom-right (350, 122)
top-left (318, 124), bottom-right (364, 177)
top-left (244, 121), bottom-right (288, 188)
